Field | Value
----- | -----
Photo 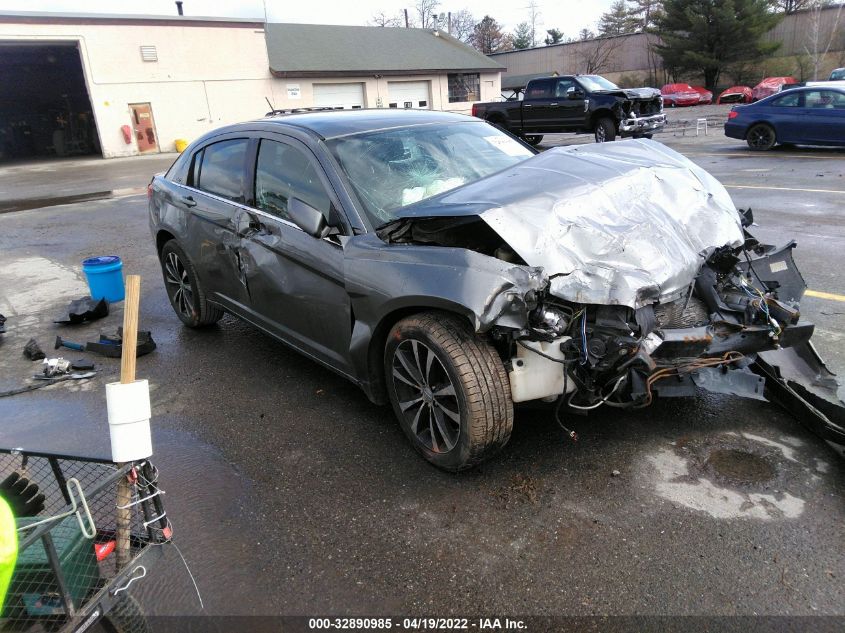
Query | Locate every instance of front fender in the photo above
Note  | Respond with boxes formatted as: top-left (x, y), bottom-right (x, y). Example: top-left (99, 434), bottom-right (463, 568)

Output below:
top-left (343, 233), bottom-right (547, 400)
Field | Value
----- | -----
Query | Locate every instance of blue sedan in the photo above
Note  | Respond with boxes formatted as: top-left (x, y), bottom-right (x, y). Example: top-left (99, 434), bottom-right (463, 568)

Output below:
top-left (724, 86), bottom-right (845, 150)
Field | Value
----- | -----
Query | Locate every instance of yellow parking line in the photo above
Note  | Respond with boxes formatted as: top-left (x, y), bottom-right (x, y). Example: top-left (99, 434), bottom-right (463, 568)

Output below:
top-left (724, 184), bottom-right (845, 194)
top-left (806, 289), bottom-right (845, 303)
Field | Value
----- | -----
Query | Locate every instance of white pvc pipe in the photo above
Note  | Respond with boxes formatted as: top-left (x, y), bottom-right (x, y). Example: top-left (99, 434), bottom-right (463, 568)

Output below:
top-left (106, 379), bottom-right (153, 462)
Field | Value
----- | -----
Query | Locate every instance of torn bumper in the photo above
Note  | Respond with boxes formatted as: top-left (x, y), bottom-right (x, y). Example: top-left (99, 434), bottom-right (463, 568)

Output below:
top-left (618, 113), bottom-right (667, 135)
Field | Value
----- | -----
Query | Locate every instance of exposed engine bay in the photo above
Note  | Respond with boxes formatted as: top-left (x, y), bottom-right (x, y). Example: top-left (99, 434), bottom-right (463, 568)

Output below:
top-left (377, 140), bottom-right (845, 446)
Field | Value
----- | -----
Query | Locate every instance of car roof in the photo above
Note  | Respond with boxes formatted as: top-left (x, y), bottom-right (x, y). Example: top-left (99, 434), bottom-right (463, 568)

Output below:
top-left (254, 108), bottom-right (478, 140)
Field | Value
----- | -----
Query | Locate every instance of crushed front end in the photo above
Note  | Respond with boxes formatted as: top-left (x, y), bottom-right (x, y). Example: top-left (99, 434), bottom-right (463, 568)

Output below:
top-left (616, 88), bottom-right (667, 136)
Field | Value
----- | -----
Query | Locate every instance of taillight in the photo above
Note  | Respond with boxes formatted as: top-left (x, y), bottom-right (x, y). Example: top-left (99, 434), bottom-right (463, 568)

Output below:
top-left (471, 104), bottom-right (478, 118)
top-left (728, 110), bottom-right (739, 119)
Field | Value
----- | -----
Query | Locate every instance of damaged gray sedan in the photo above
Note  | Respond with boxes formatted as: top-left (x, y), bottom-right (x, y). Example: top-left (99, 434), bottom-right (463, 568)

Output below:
top-left (149, 110), bottom-right (845, 471)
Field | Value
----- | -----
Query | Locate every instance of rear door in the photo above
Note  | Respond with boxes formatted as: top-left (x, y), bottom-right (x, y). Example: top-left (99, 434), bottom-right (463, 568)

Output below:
top-left (521, 79), bottom-right (556, 132)
top-left (235, 135), bottom-right (354, 374)
top-left (174, 136), bottom-right (252, 311)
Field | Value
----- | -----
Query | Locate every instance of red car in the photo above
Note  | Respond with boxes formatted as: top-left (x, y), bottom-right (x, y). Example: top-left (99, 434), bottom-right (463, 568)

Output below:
top-left (751, 76), bottom-right (796, 101)
top-left (691, 86), bottom-right (713, 104)
top-left (717, 85), bottom-right (752, 104)
top-left (660, 83), bottom-right (701, 107)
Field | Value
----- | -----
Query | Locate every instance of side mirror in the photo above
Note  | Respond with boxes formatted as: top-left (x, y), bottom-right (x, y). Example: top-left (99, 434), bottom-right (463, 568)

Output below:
top-left (567, 87), bottom-right (584, 100)
top-left (288, 197), bottom-right (329, 238)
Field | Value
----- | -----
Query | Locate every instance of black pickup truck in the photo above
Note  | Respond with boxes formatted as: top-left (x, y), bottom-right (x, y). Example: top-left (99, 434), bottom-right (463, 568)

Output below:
top-left (472, 74), bottom-right (666, 145)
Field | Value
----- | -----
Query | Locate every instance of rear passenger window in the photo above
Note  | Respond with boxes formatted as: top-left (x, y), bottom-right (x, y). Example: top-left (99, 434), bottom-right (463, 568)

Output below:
top-left (525, 81), bottom-right (553, 99)
top-left (254, 140), bottom-right (331, 224)
top-left (196, 139), bottom-right (248, 203)
top-left (771, 93), bottom-right (800, 107)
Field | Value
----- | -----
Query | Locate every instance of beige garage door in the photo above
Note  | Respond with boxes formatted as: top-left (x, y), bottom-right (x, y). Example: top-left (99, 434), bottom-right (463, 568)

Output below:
top-left (387, 81), bottom-right (431, 109)
top-left (312, 83), bottom-right (365, 109)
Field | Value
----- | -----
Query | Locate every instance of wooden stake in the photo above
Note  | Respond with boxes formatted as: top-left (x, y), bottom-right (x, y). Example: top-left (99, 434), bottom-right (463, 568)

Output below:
top-left (116, 274), bottom-right (141, 570)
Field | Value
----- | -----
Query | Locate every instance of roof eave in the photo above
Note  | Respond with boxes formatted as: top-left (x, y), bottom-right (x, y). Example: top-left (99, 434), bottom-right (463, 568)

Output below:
top-left (270, 67), bottom-right (505, 78)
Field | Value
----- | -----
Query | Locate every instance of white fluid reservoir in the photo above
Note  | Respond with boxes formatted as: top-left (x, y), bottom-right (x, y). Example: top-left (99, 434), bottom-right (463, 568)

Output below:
top-left (508, 337), bottom-right (574, 403)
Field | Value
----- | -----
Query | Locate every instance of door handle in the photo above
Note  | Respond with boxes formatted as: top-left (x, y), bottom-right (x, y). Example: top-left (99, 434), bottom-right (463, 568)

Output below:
top-left (550, 102), bottom-right (558, 106)
top-left (237, 213), bottom-right (266, 237)
top-left (180, 195), bottom-right (197, 208)
top-left (523, 104), bottom-right (533, 108)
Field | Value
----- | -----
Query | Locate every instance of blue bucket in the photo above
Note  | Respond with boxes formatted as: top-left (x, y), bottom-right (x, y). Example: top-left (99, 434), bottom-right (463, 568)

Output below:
top-left (82, 256), bottom-right (125, 302)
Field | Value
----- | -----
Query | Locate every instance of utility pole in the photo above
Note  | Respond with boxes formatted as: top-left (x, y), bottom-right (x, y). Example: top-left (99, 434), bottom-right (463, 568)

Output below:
top-left (448, 11), bottom-right (452, 34)
top-left (404, 9), bottom-right (409, 28)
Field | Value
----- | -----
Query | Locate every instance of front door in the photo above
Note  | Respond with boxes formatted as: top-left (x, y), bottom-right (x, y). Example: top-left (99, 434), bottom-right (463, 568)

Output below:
top-left (236, 136), bottom-right (353, 374)
top-left (130, 103), bottom-right (158, 153)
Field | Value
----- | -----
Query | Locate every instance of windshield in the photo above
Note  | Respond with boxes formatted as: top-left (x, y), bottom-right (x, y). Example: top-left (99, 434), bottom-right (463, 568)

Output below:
top-left (577, 75), bottom-right (620, 91)
top-left (831, 69), bottom-right (845, 80)
top-left (327, 122), bottom-right (534, 226)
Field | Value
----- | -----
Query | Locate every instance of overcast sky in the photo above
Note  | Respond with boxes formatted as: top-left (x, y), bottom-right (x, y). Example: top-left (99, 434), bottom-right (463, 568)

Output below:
top-left (5, 0), bottom-right (617, 40)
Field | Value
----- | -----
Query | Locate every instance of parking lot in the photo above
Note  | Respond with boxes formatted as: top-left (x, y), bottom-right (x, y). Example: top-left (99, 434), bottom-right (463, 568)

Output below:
top-left (1, 109), bottom-right (843, 621)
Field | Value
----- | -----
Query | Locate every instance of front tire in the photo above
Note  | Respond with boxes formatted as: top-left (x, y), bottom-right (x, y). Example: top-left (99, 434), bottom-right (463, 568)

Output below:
top-left (385, 312), bottom-right (513, 471)
top-left (159, 240), bottom-right (224, 328)
top-left (746, 123), bottom-right (776, 151)
top-left (594, 117), bottom-right (617, 143)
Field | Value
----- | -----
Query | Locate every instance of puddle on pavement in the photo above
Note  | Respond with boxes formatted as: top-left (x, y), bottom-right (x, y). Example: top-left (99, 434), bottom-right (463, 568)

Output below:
top-left (0, 188), bottom-right (146, 214)
top-left (704, 448), bottom-right (775, 484)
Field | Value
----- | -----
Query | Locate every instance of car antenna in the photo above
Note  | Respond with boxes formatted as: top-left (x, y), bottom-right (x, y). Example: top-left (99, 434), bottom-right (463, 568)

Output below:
top-left (265, 96), bottom-right (275, 111)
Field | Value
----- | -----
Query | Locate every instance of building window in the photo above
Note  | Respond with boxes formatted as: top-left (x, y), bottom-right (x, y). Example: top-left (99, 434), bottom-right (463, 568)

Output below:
top-left (140, 46), bottom-right (158, 62)
top-left (448, 73), bottom-right (480, 103)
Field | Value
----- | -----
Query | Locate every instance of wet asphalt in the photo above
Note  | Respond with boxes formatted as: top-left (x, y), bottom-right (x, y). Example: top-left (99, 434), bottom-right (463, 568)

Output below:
top-left (0, 115), bottom-right (844, 621)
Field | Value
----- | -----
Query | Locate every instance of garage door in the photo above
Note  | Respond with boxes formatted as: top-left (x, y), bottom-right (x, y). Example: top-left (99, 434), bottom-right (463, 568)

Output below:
top-left (388, 81), bottom-right (431, 109)
top-left (312, 83), bottom-right (365, 109)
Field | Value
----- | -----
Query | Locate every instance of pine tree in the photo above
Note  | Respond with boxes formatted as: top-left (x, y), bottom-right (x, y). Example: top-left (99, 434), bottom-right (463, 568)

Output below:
top-left (598, 0), bottom-right (637, 36)
top-left (652, 0), bottom-right (783, 89)
top-left (513, 22), bottom-right (533, 49)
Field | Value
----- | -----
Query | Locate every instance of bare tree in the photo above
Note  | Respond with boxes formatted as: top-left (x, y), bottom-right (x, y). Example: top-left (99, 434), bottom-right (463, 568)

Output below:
top-left (449, 9), bottom-right (475, 42)
top-left (773, 0), bottom-right (811, 13)
top-left (578, 36), bottom-right (616, 74)
top-left (527, 0), bottom-right (542, 47)
top-left (803, 0), bottom-right (843, 80)
top-left (470, 15), bottom-right (512, 54)
top-left (415, 0), bottom-right (440, 29)
top-left (369, 10), bottom-right (402, 27)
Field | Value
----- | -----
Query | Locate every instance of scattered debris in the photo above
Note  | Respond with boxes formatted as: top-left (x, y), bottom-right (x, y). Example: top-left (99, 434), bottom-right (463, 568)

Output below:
top-left (86, 328), bottom-right (156, 358)
top-left (71, 359), bottom-right (95, 371)
top-left (611, 469), bottom-right (621, 477)
top-left (23, 338), bottom-right (45, 361)
top-left (53, 329), bottom-right (156, 357)
top-left (54, 296), bottom-right (109, 325)
top-left (55, 335), bottom-right (85, 352)
top-left (0, 371), bottom-right (97, 398)
top-left (42, 357), bottom-right (71, 378)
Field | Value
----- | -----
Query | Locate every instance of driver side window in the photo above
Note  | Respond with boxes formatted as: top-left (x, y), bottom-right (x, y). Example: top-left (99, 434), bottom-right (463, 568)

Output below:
top-left (555, 79), bottom-right (575, 98)
top-left (254, 140), bottom-right (331, 225)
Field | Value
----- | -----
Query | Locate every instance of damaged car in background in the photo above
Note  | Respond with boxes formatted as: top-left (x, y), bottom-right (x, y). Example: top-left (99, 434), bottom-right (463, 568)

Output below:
top-left (149, 110), bottom-right (845, 471)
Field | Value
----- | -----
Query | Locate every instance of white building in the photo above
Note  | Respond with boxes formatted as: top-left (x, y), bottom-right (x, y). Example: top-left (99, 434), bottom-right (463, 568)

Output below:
top-left (0, 11), bottom-right (504, 160)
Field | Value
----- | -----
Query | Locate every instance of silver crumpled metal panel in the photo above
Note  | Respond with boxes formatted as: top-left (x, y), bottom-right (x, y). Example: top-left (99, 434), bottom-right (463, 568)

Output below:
top-left (475, 139), bottom-right (744, 308)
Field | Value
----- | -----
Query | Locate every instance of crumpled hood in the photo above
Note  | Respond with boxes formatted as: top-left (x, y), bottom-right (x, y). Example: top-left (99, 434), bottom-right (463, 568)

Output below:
top-left (621, 87), bottom-right (662, 100)
top-left (594, 87), bottom-right (662, 101)
top-left (393, 139), bottom-right (744, 308)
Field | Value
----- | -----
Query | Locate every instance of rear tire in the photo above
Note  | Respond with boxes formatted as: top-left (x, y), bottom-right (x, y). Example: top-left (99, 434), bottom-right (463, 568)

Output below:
top-left (523, 135), bottom-right (544, 146)
top-left (160, 240), bottom-right (224, 328)
top-left (746, 123), bottom-right (776, 151)
top-left (384, 311), bottom-right (513, 471)
top-left (594, 117), bottom-right (617, 143)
